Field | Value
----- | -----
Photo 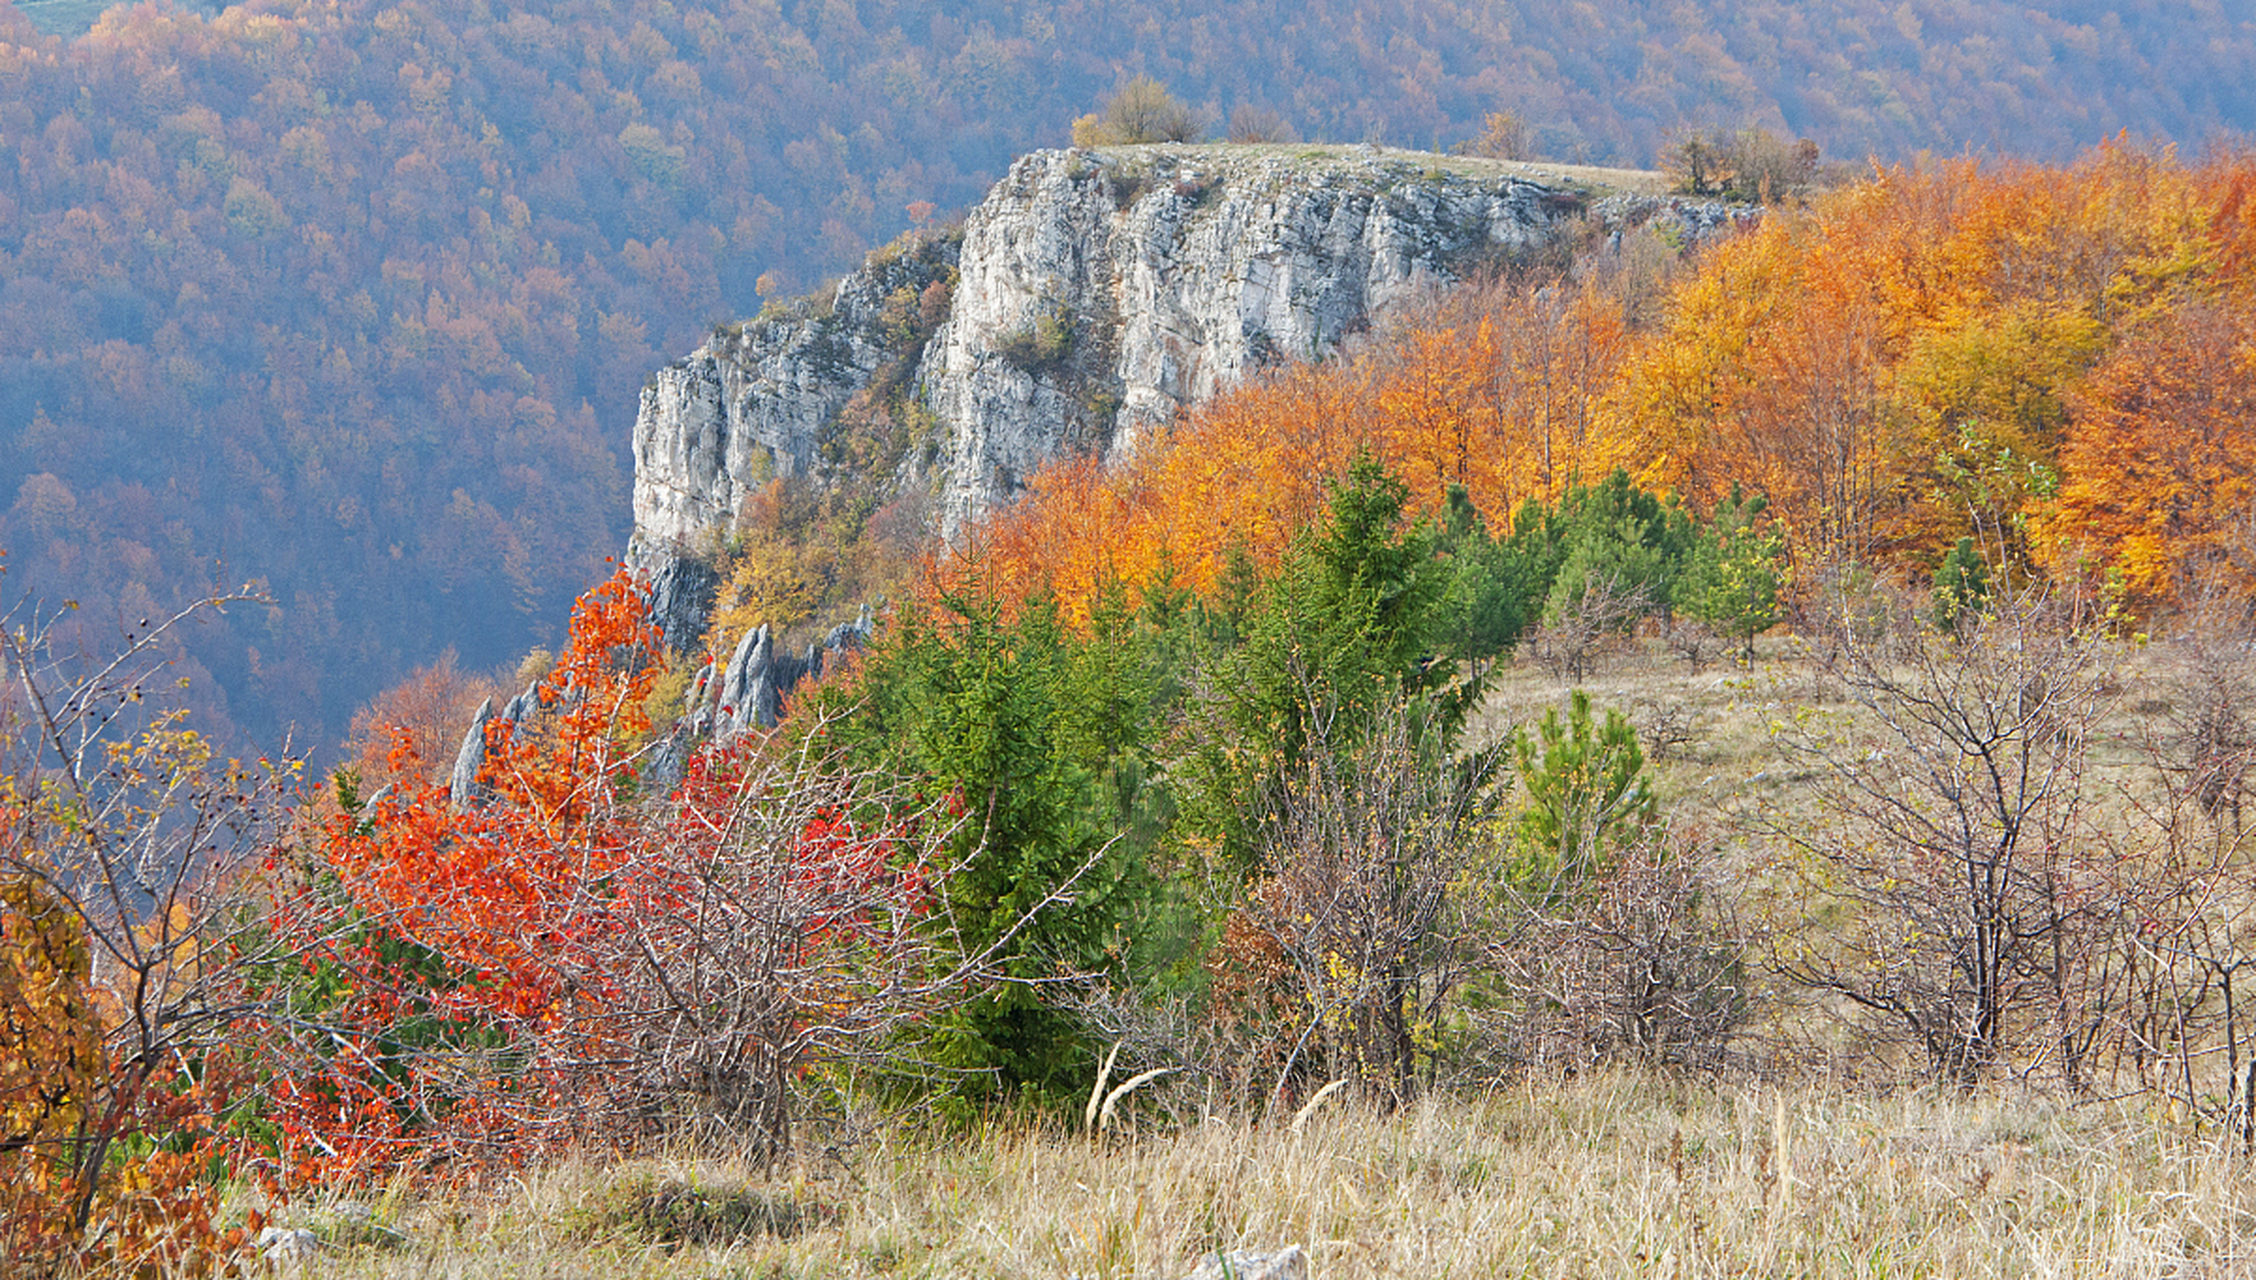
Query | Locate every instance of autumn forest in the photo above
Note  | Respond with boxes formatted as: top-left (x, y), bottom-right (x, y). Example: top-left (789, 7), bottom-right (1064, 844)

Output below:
top-left (13, 0), bottom-right (2256, 1274)
top-left (3, 0), bottom-right (2255, 751)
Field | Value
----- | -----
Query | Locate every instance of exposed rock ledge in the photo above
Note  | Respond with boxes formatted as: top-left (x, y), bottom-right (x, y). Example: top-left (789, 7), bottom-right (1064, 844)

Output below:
top-left (627, 144), bottom-right (1743, 648)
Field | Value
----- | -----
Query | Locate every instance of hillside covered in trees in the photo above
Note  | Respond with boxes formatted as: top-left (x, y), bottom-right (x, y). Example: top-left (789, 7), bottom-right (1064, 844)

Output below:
top-left (17, 138), bottom-right (2256, 1274)
top-left (2, 0), bottom-right (2255, 755)
top-left (959, 145), bottom-right (2256, 625)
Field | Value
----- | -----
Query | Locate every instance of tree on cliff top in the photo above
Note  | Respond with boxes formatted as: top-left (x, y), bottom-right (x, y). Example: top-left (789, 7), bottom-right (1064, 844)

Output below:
top-left (1074, 75), bottom-right (1205, 146)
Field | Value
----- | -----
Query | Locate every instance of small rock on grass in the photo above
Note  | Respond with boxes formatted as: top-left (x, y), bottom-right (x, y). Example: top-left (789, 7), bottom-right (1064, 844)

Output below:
top-left (257, 1226), bottom-right (321, 1263)
top-left (1182, 1244), bottom-right (1308, 1280)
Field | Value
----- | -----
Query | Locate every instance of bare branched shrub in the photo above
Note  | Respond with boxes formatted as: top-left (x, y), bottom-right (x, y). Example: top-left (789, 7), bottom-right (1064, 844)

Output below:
top-left (2078, 603), bottom-right (2256, 1136)
top-left (1795, 559), bottom-right (1909, 677)
top-left (261, 706), bottom-right (1087, 1176)
top-left (1223, 694), bottom-right (1505, 1113)
top-left (567, 729), bottom-right (981, 1162)
top-left (1525, 574), bottom-right (1648, 683)
top-left (1767, 589), bottom-right (2126, 1086)
top-left (1630, 695), bottom-right (1703, 765)
top-left (1491, 829), bottom-right (1750, 1074)
top-left (2159, 590), bottom-right (2256, 837)
top-left (1664, 617), bottom-right (1724, 674)
top-left (1225, 104), bottom-right (1295, 144)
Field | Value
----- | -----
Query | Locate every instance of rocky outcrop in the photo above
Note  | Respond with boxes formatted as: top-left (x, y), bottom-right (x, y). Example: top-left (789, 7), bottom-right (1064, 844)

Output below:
top-left (687, 607), bottom-right (873, 738)
top-left (449, 696), bottom-right (495, 807)
top-left (443, 603), bottom-right (869, 800)
top-left (629, 146), bottom-right (1669, 570)
top-left (448, 683), bottom-right (538, 807)
top-left (630, 234), bottom-right (959, 557)
top-left (627, 144), bottom-right (1737, 649)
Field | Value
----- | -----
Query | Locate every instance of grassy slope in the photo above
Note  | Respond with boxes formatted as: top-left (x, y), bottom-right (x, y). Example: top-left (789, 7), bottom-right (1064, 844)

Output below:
top-left (284, 1074), bottom-right (2254, 1279)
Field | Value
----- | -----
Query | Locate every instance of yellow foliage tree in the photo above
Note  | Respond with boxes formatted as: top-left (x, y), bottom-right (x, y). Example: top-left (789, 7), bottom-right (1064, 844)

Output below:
top-left (0, 873), bottom-right (105, 1268)
top-left (0, 592), bottom-right (291, 1276)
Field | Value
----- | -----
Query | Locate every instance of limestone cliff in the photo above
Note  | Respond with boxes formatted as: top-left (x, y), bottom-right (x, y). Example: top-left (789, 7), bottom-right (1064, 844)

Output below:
top-left (641, 148), bottom-right (1642, 559)
top-left (629, 233), bottom-right (959, 559)
top-left (916, 146), bottom-right (1588, 535)
top-left (628, 145), bottom-right (1728, 641)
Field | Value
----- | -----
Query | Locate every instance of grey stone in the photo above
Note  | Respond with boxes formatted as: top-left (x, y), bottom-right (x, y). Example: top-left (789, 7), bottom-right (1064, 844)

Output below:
top-left (1181, 1245), bottom-right (1308, 1280)
top-left (824, 608), bottom-right (872, 656)
top-left (682, 606), bottom-right (877, 738)
top-left (744, 658), bottom-right (781, 731)
top-left (449, 697), bottom-right (494, 807)
top-left (684, 658), bottom-right (718, 733)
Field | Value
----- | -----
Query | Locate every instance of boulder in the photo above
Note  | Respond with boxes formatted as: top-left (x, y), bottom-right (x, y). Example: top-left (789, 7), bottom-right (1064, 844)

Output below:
top-left (257, 1226), bottom-right (321, 1264)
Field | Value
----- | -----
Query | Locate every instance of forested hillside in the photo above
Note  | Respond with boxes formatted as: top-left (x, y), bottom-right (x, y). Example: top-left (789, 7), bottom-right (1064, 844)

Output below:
top-left (960, 145), bottom-right (2256, 626)
top-left (17, 140), bottom-right (2256, 1275)
top-left (1, 0), bottom-right (2253, 753)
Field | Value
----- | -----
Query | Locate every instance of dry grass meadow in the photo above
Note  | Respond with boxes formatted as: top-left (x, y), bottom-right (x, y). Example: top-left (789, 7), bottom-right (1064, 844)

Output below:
top-left (271, 1075), bottom-right (2256, 1279)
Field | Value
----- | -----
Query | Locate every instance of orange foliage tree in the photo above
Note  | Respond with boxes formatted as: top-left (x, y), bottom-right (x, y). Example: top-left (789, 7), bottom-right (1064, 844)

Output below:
top-left (339, 648), bottom-right (507, 794)
top-left (2040, 303), bottom-right (2256, 611)
top-left (1607, 144), bottom-right (2223, 584)
top-left (1373, 274), bottom-right (1638, 510)
top-left (953, 270), bottom-right (1640, 624)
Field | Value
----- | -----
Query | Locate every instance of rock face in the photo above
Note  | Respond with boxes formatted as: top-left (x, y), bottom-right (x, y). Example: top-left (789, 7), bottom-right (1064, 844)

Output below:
top-left (627, 146), bottom-right (1679, 574)
top-left (917, 147), bottom-right (1576, 535)
top-left (630, 233), bottom-right (959, 557)
top-left (626, 145), bottom-right (1740, 652)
